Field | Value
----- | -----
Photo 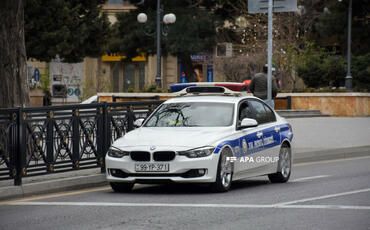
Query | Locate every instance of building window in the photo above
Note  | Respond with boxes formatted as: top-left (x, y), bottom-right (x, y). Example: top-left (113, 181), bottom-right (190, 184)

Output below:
top-left (108, 0), bottom-right (123, 5)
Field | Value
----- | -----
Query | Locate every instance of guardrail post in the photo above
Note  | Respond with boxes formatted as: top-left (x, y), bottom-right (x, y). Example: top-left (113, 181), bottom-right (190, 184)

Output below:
top-left (72, 108), bottom-right (80, 169)
top-left (287, 96), bottom-right (292, 110)
top-left (97, 102), bottom-right (108, 173)
top-left (9, 112), bottom-right (18, 180)
top-left (46, 110), bottom-right (54, 173)
top-left (14, 107), bottom-right (26, 186)
top-left (127, 106), bottom-right (134, 132)
top-left (102, 104), bottom-right (111, 172)
top-left (148, 104), bottom-right (154, 116)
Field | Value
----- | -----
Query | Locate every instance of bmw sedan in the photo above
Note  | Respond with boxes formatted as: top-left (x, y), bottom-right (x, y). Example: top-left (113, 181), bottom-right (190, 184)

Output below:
top-left (105, 86), bottom-right (293, 192)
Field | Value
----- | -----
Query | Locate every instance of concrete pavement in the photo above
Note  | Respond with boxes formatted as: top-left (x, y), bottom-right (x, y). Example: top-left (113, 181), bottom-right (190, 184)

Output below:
top-left (288, 117), bottom-right (370, 162)
top-left (0, 117), bottom-right (369, 201)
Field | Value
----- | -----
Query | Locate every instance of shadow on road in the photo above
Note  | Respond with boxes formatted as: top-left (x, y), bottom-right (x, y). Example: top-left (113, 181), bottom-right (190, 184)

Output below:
top-left (114, 179), bottom-right (272, 194)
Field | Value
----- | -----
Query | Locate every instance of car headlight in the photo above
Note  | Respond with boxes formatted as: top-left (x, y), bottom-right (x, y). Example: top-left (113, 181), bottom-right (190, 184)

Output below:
top-left (178, 146), bottom-right (215, 158)
top-left (107, 147), bottom-right (129, 158)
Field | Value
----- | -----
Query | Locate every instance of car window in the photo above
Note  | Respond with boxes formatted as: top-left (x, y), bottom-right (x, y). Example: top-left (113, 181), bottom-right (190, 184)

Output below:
top-left (263, 104), bottom-right (276, 123)
top-left (145, 102), bottom-right (234, 127)
top-left (248, 100), bottom-right (268, 124)
top-left (238, 101), bottom-right (254, 123)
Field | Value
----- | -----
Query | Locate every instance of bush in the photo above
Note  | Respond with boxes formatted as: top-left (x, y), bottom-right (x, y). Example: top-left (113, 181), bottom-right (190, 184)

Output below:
top-left (144, 85), bottom-right (163, 93)
top-left (295, 41), bottom-right (369, 91)
top-left (296, 42), bottom-right (329, 88)
top-left (352, 54), bottom-right (370, 92)
top-left (296, 57), bottom-right (327, 88)
top-left (322, 56), bottom-right (346, 88)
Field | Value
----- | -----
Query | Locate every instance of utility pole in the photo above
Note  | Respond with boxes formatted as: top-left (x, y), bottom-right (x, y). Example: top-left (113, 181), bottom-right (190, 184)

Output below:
top-left (345, 0), bottom-right (352, 91)
top-left (155, 0), bottom-right (162, 88)
top-left (267, 0), bottom-right (273, 106)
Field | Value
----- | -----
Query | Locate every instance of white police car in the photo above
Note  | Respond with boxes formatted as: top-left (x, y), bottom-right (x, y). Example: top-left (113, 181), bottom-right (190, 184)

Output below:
top-left (105, 85), bottom-right (293, 192)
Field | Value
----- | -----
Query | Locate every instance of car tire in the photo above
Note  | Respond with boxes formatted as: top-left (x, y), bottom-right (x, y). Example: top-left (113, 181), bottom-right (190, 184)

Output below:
top-left (110, 182), bottom-right (134, 192)
top-left (211, 148), bottom-right (234, 193)
top-left (268, 144), bottom-right (291, 183)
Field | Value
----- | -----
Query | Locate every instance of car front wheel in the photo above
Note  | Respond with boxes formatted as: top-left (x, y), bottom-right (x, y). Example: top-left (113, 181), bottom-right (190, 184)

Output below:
top-left (211, 148), bottom-right (234, 192)
top-left (268, 144), bottom-right (291, 183)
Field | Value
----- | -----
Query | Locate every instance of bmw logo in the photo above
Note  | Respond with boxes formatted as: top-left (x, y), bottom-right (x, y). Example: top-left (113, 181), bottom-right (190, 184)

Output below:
top-left (150, 146), bottom-right (156, 151)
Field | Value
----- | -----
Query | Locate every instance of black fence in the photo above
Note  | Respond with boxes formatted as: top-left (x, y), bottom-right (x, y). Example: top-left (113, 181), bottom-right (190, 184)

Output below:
top-left (0, 101), bottom-right (163, 185)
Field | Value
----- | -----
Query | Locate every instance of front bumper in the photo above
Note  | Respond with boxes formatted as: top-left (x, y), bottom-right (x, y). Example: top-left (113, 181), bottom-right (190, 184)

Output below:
top-left (105, 153), bottom-right (219, 183)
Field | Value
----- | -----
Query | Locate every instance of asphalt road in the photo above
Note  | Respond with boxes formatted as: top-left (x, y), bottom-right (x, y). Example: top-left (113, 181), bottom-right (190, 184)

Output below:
top-left (1, 156), bottom-right (369, 230)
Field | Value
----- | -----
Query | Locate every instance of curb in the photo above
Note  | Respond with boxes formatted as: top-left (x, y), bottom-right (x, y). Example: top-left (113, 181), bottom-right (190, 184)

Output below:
top-left (0, 174), bottom-right (108, 201)
top-left (293, 145), bottom-right (370, 164)
top-left (1, 146), bottom-right (369, 201)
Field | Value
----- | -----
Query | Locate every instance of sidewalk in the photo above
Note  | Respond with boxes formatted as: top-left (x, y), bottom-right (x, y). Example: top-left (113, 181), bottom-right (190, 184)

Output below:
top-left (288, 117), bottom-right (370, 162)
top-left (0, 168), bottom-right (107, 201)
top-left (0, 117), bottom-right (369, 200)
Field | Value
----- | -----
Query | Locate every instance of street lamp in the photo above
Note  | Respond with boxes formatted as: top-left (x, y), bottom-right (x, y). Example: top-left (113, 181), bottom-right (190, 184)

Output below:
top-left (339, 0), bottom-right (353, 91)
top-left (137, 1), bottom-right (176, 88)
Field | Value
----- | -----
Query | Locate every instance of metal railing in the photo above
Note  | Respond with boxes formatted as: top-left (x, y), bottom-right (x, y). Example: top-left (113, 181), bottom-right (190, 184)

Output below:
top-left (0, 101), bottom-right (163, 185)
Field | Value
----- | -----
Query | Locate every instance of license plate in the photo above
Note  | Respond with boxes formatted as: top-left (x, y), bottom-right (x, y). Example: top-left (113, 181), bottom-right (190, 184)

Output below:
top-left (135, 163), bottom-right (169, 172)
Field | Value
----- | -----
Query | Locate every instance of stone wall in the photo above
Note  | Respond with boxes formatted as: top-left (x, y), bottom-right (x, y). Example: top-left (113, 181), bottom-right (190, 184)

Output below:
top-left (289, 93), bottom-right (370, 117)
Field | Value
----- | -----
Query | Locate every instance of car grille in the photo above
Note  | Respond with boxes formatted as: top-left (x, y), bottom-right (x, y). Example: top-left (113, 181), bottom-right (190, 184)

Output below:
top-left (153, 151), bottom-right (176, 161)
top-left (130, 151), bottom-right (150, 161)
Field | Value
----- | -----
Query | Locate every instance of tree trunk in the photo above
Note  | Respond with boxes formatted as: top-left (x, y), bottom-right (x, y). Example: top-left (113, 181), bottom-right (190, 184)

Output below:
top-left (179, 53), bottom-right (197, 82)
top-left (0, 0), bottom-right (29, 108)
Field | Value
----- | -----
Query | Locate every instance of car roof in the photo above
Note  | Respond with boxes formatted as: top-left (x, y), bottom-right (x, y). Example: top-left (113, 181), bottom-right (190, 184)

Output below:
top-left (164, 95), bottom-right (258, 104)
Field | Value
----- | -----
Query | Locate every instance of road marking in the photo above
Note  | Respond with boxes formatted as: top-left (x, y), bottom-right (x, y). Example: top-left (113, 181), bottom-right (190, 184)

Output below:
top-left (7, 201), bottom-right (272, 208)
top-left (8, 201), bottom-right (370, 210)
top-left (294, 155), bottom-right (370, 167)
top-left (278, 205), bottom-right (370, 210)
top-left (0, 186), bottom-right (111, 206)
top-left (291, 175), bottom-right (331, 182)
top-left (274, 187), bottom-right (370, 206)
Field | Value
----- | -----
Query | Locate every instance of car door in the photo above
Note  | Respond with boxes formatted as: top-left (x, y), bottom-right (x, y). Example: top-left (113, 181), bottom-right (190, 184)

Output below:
top-left (233, 100), bottom-right (266, 175)
top-left (246, 100), bottom-right (280, 169)
top-left (260, 103), bottom-right (281, 162)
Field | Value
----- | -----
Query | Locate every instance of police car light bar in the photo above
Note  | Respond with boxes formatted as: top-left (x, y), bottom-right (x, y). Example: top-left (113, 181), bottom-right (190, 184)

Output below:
top-left (176, 86), bottom-right (242, 96)
top-left (170, 82), bottom-right (248, 93)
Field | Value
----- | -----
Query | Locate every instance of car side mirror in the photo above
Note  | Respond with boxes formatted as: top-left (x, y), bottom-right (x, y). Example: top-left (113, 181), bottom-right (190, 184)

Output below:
top-left (239, 118), bottom-right (258, 129)
top-left (134, 118), bottom-right (145, 128)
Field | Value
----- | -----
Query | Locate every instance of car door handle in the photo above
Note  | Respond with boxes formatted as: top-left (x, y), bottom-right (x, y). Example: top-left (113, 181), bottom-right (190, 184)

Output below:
top-left (256, 132), bottom-right (263, 138)
top-left (274, 127), bottom-right (280, 132)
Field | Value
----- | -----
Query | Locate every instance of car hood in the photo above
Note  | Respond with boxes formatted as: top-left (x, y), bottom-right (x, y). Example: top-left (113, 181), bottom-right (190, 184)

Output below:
top-left (112, 127), bottom-right (233, 150)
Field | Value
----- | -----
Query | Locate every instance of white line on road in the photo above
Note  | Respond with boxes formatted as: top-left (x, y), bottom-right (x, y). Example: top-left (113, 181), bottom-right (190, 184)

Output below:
top-left (278, 205), bottom-right (370, 210)
top-left (10, 202), bottom-right (273, 208)
top-left (273, 188), bottom-right (370, 206)
top-left (9, 201), bottom-right (370, 210)
top-left (291, 175), bottom-right (331, 182)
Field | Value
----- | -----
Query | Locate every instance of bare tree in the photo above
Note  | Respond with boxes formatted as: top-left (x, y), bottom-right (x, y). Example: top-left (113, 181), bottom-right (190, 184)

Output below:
top-left (215, 52), bottom-right (265, 82)
top-left (0, 0), bottom-right (29, 108)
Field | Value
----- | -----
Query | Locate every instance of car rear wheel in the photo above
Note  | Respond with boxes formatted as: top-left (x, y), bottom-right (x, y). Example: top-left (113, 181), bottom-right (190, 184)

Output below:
top-left (110, 182), bottom-right (134, 192)
top-left (268, 144), bottom-right (291, 183)
top-left (211, 148), bottom-right (233, 192)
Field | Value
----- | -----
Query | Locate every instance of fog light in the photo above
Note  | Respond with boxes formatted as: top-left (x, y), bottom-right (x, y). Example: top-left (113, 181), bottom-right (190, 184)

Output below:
top-left (182, 169), bottom-right (207, 178)
top-left (198, 169), bottom-right (206, 176)
top-left (109, 169), bottom-right (128, 178)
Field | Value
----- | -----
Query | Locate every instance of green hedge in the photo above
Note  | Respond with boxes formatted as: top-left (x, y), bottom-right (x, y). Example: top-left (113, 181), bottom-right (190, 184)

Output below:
top-left (297, 54), bottom-right (370, 92)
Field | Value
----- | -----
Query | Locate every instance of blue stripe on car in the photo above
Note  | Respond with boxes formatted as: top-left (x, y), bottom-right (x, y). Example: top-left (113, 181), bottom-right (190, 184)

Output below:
top-left (213, 123), bottom-right (292, 156)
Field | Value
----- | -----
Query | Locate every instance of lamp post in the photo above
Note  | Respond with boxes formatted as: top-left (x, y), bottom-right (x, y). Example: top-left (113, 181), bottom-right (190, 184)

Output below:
top-left (137, 1), bottom-right (176, 88)
top-left (339, 0), bottom-right (353, 91)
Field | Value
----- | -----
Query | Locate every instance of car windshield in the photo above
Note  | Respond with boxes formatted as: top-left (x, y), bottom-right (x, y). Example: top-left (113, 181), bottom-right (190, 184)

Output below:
top-left (144, 102), bottom-right (234, 127)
